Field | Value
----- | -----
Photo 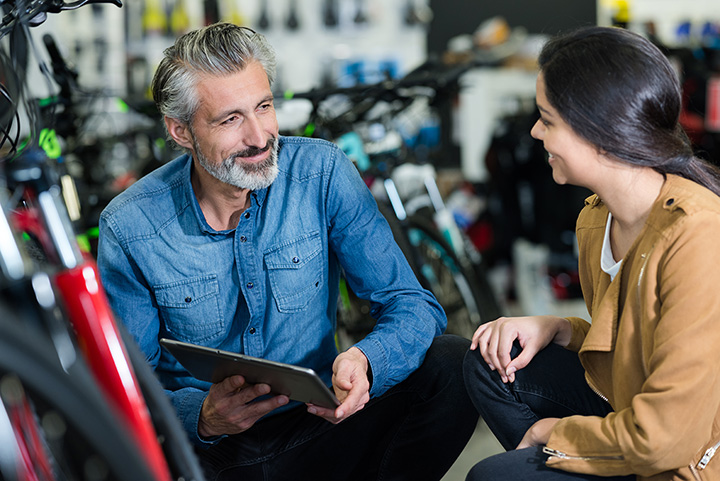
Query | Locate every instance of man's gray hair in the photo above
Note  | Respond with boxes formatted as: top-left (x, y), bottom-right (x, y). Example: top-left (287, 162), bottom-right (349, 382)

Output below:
top-left (151, 23), bottom-right (277, 128)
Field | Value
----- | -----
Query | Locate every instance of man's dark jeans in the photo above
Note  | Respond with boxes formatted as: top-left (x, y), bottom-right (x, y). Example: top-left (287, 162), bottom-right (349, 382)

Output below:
top-left (463, 343), bottom-right (634, 481)
top-left (196, 334), bottom-right (479, 481)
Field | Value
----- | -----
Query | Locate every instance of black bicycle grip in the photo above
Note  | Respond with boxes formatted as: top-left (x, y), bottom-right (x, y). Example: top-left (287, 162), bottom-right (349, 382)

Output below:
top-left (44, 0), bottom-right (122, 13)
top-left (42, 33), bottom-right (67, 70)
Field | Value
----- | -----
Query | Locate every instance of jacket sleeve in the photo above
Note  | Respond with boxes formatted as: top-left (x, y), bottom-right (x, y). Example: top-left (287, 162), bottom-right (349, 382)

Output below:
top-left (565, 317), bottom-right (591, 352)
top-left (324, 147), bottom-right (446, 397)
top-left (97, 211), bottom-right (215, 448)
top-left (545, 211), bottom-right (720, 477)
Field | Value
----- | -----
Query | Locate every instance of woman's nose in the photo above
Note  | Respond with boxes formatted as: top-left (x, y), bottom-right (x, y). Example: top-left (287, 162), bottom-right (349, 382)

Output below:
top-left (530, 119), bottom-right (544, 140)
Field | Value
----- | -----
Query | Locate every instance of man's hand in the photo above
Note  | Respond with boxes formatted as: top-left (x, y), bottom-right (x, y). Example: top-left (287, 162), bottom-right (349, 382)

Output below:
top-left (198, 375), bottom-right (289, 438)
top-left (307, 347), bottom-right (370, 424)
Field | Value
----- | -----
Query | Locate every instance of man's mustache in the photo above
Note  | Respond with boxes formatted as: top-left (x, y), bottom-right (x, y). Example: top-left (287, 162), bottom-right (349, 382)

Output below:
top-left (234, 137), bottom-right (276, 158)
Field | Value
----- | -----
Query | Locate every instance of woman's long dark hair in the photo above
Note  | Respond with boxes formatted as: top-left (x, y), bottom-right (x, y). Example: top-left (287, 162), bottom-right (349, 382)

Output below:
top-left (538, 26), bottom-right (720, 196)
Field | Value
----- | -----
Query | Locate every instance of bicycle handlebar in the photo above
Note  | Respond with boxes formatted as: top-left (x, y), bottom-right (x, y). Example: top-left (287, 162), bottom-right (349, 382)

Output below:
top-left (1, 0), bottom-right (121, 34)
top-left (45, 0), bottom-right (122, 12)
top-left (288, 57), bottom-right (479, 105)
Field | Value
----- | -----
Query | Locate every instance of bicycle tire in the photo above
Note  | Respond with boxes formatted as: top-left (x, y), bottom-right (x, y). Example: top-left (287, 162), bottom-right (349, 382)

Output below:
top-left (118, 323), bottom-right (207, 481)
top-left (377, 199), bottom-right (498, 327)
top-left (375, 200), bottom-right (427, 287)
top-left (407, 215), bottom-right (499, 338)
top-left (0, 302), bottom-right (157, 481)
top-left (335, 199), bottom-right (498, 343)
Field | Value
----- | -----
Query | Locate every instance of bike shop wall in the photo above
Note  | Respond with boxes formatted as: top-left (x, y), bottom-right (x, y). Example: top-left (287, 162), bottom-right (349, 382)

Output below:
top-left (27, 0), bottom-right (720, 176)
top-left (22, 0), bottom-right (720, 317)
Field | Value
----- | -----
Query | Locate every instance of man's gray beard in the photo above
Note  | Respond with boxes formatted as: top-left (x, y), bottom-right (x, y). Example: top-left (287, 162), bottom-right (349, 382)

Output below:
top-left (195, 137), bottom-right (279, 191)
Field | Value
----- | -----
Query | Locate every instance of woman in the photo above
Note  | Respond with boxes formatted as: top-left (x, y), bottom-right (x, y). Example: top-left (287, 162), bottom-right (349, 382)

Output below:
top-left (463, 26), bottom-right (720, 481)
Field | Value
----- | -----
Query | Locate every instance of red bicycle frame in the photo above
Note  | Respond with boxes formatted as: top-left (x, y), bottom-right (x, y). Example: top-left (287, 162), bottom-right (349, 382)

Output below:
top-left (8, 157), bottom-right (172, 481)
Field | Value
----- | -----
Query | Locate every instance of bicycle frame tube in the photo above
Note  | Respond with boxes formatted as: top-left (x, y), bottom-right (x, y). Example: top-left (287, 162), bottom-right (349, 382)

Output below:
top-left (54, 263), bottom-right (172, 481)
top-left (383, 178), bottom-right (408, 221)
top-left (0, 197), bottom-right (26, 282)
top-left (10, 154), bottom-right (172, 481)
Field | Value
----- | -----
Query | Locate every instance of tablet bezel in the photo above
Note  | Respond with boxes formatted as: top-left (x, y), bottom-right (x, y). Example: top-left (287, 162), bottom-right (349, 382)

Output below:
top-left (159, 338), bottom-right (339, 409)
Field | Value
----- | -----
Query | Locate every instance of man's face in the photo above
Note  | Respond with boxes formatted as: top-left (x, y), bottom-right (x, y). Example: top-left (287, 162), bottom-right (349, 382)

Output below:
top-left (185, 61), bottom-right (280, 190)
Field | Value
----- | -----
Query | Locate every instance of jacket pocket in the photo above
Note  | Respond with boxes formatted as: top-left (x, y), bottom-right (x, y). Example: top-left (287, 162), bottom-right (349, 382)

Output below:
top-left (154, 275), bottom-right (225, 344)
top-left (264, 231), bottom-right (323, 313)
top-left (690, 438), bottom-right (720, 481)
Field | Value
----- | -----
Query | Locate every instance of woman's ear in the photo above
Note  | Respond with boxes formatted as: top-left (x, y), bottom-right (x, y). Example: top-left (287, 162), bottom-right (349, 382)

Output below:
top-left (165, 117), bottom-right (193, 150)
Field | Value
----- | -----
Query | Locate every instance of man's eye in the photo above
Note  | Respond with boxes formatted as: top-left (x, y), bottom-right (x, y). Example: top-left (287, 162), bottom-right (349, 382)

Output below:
top-left (223, 116), bottom-right (239, 125)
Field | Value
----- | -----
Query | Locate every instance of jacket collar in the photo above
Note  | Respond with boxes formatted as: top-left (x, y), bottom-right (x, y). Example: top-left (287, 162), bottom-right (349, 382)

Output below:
top-left (578, 174), bottom-right (708, 354)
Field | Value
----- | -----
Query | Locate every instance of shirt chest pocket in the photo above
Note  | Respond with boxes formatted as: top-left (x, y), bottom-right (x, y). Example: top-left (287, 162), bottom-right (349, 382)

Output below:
top-left (264, 231), bottom-right (323, 313)
top-left (153, 275), bottom-right (226, 345)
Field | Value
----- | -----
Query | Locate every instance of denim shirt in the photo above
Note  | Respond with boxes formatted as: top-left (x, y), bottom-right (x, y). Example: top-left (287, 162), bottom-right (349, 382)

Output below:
top-left (97, 136), bottom-right (446, 446)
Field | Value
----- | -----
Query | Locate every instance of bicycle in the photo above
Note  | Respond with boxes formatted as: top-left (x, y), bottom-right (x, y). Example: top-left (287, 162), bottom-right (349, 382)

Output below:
top-left (285, 59), bottom-right (503, 343)
top-left (27, 28), bottom-right (170, 257)
top-left (0, 1), bottom-right (204, 479)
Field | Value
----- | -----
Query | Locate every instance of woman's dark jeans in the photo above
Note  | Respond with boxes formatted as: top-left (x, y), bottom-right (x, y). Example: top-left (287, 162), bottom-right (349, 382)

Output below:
top-left (463, 342), bottom-right (634, 481)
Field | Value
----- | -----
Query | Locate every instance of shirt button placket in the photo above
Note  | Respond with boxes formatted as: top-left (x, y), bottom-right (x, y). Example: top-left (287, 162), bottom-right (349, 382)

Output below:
top-left (239, 207), bottom-right (261, 354)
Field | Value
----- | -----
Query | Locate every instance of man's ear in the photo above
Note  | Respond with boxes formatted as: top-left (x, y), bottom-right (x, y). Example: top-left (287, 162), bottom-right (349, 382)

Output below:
top-left (165, 116), bottom-right (193, 150)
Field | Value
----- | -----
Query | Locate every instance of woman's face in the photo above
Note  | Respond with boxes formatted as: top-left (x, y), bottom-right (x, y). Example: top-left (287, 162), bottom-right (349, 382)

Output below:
top-left (530, 73), bottom-right (604, 189)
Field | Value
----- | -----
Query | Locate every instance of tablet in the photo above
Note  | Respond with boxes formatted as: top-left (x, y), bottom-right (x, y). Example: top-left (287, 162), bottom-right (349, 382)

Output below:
top-left (159, 338), bottom-right (340, 409)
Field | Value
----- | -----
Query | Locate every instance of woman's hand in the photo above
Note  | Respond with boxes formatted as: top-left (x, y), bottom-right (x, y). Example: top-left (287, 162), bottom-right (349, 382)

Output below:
top-left (516, 418), bottom-right (560, 449)
top-left (470, 316), bottom-right (571, 383)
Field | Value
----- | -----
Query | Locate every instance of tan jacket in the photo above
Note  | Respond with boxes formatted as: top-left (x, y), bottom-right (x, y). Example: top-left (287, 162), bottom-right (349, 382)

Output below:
top-left (544, 175), bottom-right (720, 481)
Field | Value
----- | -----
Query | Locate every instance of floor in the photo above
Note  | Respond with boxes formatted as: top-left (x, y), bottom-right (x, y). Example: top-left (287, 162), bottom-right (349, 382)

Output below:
top-left (441, 419), bottom-right (504, 481)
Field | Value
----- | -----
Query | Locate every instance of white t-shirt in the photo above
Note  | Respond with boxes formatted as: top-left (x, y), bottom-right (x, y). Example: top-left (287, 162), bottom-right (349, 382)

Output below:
top-left (601, 213), bottom-right (622, 281)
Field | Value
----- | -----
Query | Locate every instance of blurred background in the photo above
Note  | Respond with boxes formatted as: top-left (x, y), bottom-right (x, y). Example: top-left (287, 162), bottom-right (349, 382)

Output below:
top-left (9, 1), bottom-right (720, 478)
top-left (22, 0), bottom-right (720, 324)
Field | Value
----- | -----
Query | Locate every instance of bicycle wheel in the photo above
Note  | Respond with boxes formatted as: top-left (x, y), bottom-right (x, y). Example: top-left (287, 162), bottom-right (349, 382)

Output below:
top-left (118, 323), bottom-right (207, 481)
top-left (336, 199), bottom-right (425, 349)
top-left (406, 215), bottom-right (495, 339)
top-left (0, 301), bottom-right (157, 481)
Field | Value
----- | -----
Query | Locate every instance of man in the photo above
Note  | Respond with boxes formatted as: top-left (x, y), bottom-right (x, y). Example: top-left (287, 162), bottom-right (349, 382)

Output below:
top-left (97, 22), bottom-right (477, 480)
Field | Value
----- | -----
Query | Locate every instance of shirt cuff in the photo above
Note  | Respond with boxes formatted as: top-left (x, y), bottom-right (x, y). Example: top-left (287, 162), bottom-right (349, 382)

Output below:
top-left (353, 336), bottom-right (388, 397)
top-left (177, 388), bottom-right (227, 448)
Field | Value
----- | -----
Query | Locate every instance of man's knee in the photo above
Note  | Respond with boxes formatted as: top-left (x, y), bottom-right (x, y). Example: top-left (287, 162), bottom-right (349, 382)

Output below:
top-left (409, 334), bottom-right (473, 397)
top-left (424, 334), bottom-right (471, 371)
